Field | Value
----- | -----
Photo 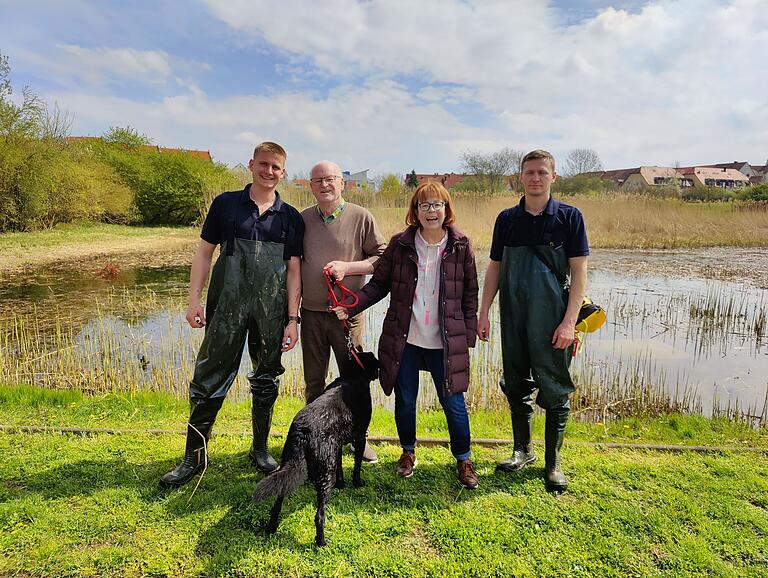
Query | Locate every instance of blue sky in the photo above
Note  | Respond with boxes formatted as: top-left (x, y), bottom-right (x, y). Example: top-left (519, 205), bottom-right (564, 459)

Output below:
top-left (1, 0), bottom-right (766, 177)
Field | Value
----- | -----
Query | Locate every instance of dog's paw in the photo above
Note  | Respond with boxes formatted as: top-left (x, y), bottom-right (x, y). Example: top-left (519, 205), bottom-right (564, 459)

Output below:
top-left (264, 522), bottom-right (278, 535)
top-left (352, 477), bottom-right (365, 488)
top-left (315, 536), bottom-right (327, 547)
top-left (335, 478), bottom-right (346, 489)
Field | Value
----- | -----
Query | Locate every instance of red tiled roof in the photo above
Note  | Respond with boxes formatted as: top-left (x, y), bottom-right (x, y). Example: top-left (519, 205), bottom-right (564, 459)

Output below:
top-left (413, 173), bottom-right (467, 189)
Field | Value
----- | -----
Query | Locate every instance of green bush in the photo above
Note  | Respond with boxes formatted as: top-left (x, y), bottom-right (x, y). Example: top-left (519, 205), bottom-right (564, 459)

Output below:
top-left (0, 139), bottom-right (137, 231)
top-left (95, 143), bottom-right (240, 225)
top-left (552, 174), bottom-right (615, 195)
top-left (680, 186), bottom-right (735, 202)
top-left (737, 183), bottom-right (768, 202)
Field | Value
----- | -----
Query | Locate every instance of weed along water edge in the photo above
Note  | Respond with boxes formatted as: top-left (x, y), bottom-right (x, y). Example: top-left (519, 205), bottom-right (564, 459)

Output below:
top-left (1, 247), bottom-right (766, 425)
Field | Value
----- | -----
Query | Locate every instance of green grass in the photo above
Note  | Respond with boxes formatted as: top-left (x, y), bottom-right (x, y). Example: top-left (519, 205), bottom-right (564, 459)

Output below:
top-left (0, 222), bottom-right (196, 250)
top-left (1, 385), bottom-right (767, 577)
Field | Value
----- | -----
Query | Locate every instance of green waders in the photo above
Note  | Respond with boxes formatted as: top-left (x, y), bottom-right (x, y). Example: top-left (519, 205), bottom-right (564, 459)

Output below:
top-left (160, 238), bottom-right (287, 488)
top-left (496, 243), bottom-right (574, 492)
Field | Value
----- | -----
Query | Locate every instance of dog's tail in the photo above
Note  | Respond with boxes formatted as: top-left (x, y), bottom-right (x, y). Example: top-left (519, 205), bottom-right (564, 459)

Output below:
top-left (252, 456), bottom-right (308, 503)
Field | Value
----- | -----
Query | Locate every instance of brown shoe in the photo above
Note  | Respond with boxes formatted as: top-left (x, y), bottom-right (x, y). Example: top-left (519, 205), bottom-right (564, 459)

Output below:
top-left (396, 451), bottom-right (417, 478)
top-left (457, 459), bottom-right (479, 489)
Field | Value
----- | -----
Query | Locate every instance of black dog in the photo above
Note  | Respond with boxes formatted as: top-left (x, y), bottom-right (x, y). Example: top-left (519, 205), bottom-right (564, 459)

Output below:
top-left (252, 351), bottom-right (378, 546)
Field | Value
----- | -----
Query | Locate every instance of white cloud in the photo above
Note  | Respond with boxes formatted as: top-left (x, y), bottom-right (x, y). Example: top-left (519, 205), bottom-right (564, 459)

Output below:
top-left (48, 79), bottom-right (499, 173)
top-left (201, 0), bottom-right (768, 168)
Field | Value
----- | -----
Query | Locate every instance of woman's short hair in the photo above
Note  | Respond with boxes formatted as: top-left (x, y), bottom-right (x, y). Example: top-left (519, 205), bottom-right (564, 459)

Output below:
top-left (406, 181), bottom-right (456, 227)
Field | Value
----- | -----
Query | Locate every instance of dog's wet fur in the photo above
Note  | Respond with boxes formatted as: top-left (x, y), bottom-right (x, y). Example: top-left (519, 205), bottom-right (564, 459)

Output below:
top-left (252, 351), bottom-right (379, 546)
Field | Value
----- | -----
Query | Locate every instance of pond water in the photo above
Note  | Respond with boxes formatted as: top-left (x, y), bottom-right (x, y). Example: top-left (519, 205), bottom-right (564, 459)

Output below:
top-left (1, 248), bottom-right (766, 419)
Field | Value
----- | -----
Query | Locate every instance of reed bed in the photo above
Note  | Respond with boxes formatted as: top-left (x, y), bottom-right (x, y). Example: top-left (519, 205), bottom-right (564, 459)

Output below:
top-left (3, 281), bottom-right (765, 426)
top-left (279, 188), bottom-right (768, 250)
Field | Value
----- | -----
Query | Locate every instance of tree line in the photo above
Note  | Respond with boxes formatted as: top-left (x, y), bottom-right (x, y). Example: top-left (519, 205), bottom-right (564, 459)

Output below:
top-left (0, 52), bottom-right (239, 232)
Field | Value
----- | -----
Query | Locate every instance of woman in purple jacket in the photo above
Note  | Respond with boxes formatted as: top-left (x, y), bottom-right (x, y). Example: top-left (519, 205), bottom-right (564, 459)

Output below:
top-left (334, 181), bottom-right (479, 489)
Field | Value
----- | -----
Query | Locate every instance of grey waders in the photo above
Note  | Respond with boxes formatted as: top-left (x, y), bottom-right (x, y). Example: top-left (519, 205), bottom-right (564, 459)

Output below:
top-left (160, 238), bottom-right (287, 488)
top-left (497, 241), bottom-right (575, 491)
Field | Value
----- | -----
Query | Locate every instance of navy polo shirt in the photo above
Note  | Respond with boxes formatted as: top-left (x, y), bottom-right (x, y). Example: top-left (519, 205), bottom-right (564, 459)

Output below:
top-left (489, 196), bottom-right (589, 261)
top-left (200, 185), bottom-right (304, 260)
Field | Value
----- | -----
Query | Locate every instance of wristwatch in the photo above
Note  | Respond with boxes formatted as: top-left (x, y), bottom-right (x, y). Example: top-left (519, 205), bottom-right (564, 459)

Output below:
top-left (288, 315), bottom-right (301, 324)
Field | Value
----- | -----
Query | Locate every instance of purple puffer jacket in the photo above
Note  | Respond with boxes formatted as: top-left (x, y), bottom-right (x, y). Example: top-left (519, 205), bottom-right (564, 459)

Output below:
top-left (346, 225), bottom-right (479, 396)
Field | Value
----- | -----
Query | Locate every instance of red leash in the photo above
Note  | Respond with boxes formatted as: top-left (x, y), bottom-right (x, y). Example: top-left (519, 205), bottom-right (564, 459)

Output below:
top-left (323, 267), bottom-right (365, 370)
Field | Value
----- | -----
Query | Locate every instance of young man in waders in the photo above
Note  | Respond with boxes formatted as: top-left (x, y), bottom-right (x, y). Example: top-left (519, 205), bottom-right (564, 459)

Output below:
top-left (477, 149), bottom-right (589, 493)
top-left (160, 142), bottom-right (304, 488)
top-left (299, 160), bottom-right (386, 462)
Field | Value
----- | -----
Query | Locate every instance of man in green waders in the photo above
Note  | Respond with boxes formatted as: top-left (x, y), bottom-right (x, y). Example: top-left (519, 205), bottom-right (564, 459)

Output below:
top-left (477, 149), bottom-right (589, 493)
top-left (160, 142), bottom-right (304, 488)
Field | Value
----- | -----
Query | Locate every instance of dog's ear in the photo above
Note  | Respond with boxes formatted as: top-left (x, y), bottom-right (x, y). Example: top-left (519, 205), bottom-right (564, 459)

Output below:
top-left (358, 351), bottom-right (379, 381)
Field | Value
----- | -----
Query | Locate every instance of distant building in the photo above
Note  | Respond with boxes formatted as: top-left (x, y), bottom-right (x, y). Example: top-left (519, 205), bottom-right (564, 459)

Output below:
top-left (679, 167), bottom-right (750, 189)
top-left (343, 169), bottom-right (371, 192)
top-left (693, 162), bottom-right (761, 179)
top-left (598, 167), bottom-right (693, 189)
top-left (409, 173), bottom-right (468, 189)
top-left (292, 179), bottom-right (312, 190)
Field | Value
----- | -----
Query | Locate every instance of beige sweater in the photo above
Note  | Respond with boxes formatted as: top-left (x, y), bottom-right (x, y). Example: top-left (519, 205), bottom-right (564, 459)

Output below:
top-left (300, 203), bottom-right (386, 312)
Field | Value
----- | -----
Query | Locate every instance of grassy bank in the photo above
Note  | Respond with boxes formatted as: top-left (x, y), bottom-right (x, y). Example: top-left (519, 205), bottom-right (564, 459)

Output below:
top-left (0, 222), bottom-right (198, 272)
top-left (1, 386), bottom-right (767, 577)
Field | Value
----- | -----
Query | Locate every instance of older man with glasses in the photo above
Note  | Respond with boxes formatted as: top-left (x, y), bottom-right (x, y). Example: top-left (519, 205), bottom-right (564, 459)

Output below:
top-left (299, 160), bottom-right (386, 462)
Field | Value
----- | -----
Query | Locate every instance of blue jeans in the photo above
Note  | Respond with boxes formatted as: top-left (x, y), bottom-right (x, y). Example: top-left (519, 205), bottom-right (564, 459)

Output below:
top-left (395, 343), bottom-right (472, 461)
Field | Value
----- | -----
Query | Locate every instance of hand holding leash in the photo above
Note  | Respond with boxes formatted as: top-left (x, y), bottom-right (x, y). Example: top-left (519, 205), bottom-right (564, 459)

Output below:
top-left (323, 266), bottom-right (359, 310)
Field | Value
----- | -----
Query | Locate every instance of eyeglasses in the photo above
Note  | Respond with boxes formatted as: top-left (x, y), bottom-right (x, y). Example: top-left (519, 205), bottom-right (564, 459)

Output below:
top-left (310, 176), bottom-right (341, 185)
top-left (417, 201), bottom-right (446, 212)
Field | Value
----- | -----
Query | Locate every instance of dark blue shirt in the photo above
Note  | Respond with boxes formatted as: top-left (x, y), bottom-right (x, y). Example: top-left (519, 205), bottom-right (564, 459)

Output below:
top-left (201, 185), bottom-right (304, 260)
top-left (489, 196), bottom-right (589, 261)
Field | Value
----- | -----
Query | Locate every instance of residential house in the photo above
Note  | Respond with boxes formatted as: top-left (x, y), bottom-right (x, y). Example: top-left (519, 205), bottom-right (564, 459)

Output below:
top-left (410, 173), bottom-right (468, 189)
top-left (679, 167), bottom-right (750, 189)
top-left (694, 161), bottom-right (761, 179)
top-left (600, 166), bottom-right (692, 189)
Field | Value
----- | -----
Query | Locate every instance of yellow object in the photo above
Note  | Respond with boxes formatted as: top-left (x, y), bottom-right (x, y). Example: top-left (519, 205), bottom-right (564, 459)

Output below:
top-left (575, 297), bottom-right (606, 333)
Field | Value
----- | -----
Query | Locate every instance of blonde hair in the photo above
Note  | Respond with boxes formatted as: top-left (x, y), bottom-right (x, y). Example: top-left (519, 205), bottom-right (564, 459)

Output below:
top-left (253, 141), bottom-right (287, 160)
top-left (406, 181), bottom-right (456, 227)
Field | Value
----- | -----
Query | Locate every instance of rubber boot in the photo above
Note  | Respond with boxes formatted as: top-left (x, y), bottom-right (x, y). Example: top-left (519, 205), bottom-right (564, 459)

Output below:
top-left (544, 409), bottom-right (569, 493)
top-left (160, 398), bottom-right (223, 489)
top-left (249, 384), bottom-right (279, 473)
top-left (497, 412), bottom-right (536, 472)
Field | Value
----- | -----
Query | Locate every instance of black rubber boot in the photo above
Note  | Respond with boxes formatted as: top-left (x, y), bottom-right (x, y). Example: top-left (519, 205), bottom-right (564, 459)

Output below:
top-left (497, 412), bottom-right (536, 472)
top-left (249, 383), bottom-right (279, 473)
top-left (160, 398), bottom-right (223, 489)
top-left (544, 409), bottom-right (569, 493)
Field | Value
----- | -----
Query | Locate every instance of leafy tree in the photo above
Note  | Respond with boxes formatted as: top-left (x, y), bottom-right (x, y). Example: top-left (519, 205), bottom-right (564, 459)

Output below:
top-left (379, 174), bottom-right (402, 195)
top-left (102, 125), bottom-right (152, 147)
top-left (460, 148), bottom-right (521, 193)
top-left (405, 170), bottom-right (418, 188)
top-left (563, 148), bottom-right (603, 177)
